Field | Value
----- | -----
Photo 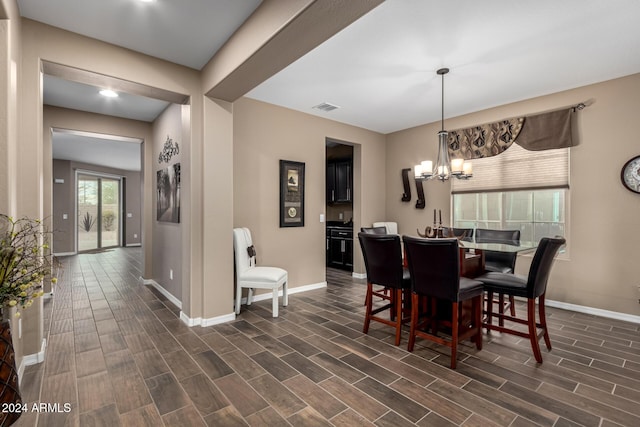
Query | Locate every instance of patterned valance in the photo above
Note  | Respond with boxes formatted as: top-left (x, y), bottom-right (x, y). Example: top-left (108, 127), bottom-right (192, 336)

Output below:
top-left (448, 108), bottom-right (576, 160)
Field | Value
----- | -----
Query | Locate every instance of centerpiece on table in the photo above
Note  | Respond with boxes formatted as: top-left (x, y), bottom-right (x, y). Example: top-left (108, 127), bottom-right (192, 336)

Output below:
top-left (0, 214), bottom-right (57, 426)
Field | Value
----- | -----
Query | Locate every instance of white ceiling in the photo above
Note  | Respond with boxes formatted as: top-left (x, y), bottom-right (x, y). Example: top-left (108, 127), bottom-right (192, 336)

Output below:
top-left (19, 0), bottom-right (640, 165)
top-left (248, 0), bottom-right (640, 133)
top-left (18, 0), bottom-right (262, 70)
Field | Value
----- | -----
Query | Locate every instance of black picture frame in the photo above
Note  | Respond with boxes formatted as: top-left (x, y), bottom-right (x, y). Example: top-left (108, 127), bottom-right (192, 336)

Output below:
top-left (279, 160), bottom-right (305, 227)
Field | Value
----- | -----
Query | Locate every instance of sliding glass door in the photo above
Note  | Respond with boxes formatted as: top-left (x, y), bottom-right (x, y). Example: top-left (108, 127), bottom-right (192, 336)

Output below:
top-left (77, 173), bottom-right (121, 252)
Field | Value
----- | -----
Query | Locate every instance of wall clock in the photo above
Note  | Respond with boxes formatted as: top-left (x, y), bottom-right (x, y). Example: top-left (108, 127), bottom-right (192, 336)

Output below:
top-left (621, 155), bottom-right (640, 193)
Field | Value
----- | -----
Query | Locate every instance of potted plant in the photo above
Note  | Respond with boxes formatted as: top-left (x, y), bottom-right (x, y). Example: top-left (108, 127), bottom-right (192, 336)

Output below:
top-left (0, 214), bottom-right (57, 426)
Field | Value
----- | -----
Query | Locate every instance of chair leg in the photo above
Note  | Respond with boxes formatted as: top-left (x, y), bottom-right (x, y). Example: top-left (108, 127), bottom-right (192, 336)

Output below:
top-left (235, 284), bottom-right (242, 315)
top-left (509, 296), bottom-right (516, 316)
top-left (363, 282), bottom-right (373, 334)
top-left (498, 293), bottom-right (505, 327)
top-left (527, 298), bottom-right (543, 363)
top-left (485, 291), bottom-right (494, 330)
top-left (272, 287), bottom-right (279, 317)
top-left (539, 293), bottom-right (551, 350)
top-left (282, 281), bottom-right (288, 307)
top-left (451, 302), bottom-right (459, 369)
top-left (247, 288), bottom-right (254, 306)
top-left (407, 293), bottom-right (419, 352)
top-left (474, 295), bottom-right (482, 350)
top-left (394, 288), bottom-right (403, 346)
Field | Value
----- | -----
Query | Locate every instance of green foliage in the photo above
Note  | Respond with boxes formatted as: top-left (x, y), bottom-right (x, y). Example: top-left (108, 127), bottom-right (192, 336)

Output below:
top-left (80, 212), bottom-right (96, 232)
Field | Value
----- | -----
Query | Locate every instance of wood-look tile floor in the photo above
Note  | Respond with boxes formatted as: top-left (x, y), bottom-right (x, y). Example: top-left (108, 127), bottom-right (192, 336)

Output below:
top-left (14, 247), bottom-right (640, 426)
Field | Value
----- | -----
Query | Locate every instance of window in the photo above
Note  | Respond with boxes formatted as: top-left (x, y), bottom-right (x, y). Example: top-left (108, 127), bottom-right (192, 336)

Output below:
top-left (453, 189), bottom-right (566, 243)
top-left (451, 143), bottom-right (569, 244)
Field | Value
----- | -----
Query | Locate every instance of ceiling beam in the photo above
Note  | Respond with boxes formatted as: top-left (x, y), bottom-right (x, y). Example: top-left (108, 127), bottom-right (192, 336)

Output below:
top-left (203, 0), bottom-right (384, 101)
top-left (42, 61), bottom-right (189, 105)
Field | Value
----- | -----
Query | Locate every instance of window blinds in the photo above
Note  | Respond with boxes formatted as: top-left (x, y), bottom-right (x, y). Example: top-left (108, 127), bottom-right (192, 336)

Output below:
top-left (451, 143), bottom-right (569, 194)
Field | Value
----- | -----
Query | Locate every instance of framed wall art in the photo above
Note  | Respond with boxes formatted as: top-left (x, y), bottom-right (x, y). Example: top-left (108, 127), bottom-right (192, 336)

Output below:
top-left (157, 162), bottom-right (181, 223)
top-left (279, 160), bottom-right (305, 227)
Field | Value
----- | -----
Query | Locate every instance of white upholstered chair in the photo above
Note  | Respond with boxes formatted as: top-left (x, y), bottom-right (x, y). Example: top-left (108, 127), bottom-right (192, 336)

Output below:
top-left (373, 222), bottom-right (398, 234)
top-left (233, 228), bottom-right (288, 317)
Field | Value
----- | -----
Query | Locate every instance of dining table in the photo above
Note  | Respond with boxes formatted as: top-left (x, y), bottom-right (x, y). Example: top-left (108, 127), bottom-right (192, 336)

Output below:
top-left (456, 239), bottom-right (537, 278)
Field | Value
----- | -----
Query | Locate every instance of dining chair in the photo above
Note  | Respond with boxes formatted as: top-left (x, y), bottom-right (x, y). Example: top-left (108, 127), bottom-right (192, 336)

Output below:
top-left (476, 228), bottom-right (521, 319)
top-left (476, 236), bottom-right (565, 363)
top-left (233, 228), bottom-right (288, 317)
top-left (358, 232), bottom-right (410, 346)
top-left (403, 236), bottom-right (484, 369)
top-left (442, 227), bottom-right (474, 242)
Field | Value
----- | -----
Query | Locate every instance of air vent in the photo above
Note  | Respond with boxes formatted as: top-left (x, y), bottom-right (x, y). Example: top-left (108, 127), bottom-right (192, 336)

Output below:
top-left (313, 102), bottom-right (340, 112)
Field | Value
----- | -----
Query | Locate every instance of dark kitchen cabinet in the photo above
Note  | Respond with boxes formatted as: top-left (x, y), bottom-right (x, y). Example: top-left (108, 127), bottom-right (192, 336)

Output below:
top-left (326, 161), bottom-right (352, 203)
top-left (327, 227), bottom-right (353, 270)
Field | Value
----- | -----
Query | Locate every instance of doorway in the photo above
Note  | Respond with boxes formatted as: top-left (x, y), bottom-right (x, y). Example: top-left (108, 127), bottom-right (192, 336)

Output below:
top-left (77, 172), bottom-right (122, 252)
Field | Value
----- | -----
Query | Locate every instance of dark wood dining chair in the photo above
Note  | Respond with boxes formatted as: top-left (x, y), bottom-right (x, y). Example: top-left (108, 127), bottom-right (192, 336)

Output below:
top-left (476, 236), bottom-right (565, 363)
top-left (403, 236), bottom-right (483, 369)
top-left (476, 228), bottom-right (521, 319)
top-left (358, 232), bottom-right (410, 346)
top-left (360, 226), bottom-right (392, 304)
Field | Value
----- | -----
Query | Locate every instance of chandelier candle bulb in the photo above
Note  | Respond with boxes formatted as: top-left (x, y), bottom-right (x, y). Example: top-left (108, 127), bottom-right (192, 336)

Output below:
top-left (421, 160), bottom-right (433, 176)
top-left (463, 162), bottom-right (473, 176)
top-left (414, 164), bottom-right (423, 178)
top-left (451, 158), bottom-right (464, 173)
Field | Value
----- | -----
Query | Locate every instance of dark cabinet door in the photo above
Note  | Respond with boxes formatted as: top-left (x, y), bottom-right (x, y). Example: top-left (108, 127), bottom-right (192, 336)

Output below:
top-left (327, 228), bottom-right (353, 270)
top-left (328, 238), bottom-right (344, 268)
top-left (344, 238), bottom-right (353, 268)
top-left (326, 161), bottom-right (352, 203)
top-left (326, 163), bottom-right (336, 203)
top-left (335, 162), bottom-right (351, 202)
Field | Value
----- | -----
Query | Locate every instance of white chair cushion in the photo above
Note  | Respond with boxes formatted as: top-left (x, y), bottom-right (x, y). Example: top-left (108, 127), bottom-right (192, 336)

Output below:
top-left (373, 221), bottom-right (398, 234)
top-left (239, 266), bottom-right (287, 284)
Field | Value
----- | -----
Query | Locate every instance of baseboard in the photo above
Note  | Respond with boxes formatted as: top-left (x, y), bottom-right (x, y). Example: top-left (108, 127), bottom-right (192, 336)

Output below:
top-left (546, 299), bottom-right (640, 325)
top-left (53, 251), bottom-right (75, 257)
top-left (18, 338), bottom-right (47, 386)
top-left (179, 281), bottom-right (329, 327)
top-left (139, 277), bottom-right (182, 310)
top-left (125, 243), bottom-right (142, 247)
top-left (352, 272), bottom-right (366, 279)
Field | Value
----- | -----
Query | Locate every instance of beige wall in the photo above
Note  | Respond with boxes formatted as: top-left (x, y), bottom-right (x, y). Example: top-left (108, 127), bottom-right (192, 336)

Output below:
top-left (387, 73), bottom-right (640, 317)
top-left (152, 103), bottom-right (183, 300)
top-left (233, 97), bottom-right (386, 291)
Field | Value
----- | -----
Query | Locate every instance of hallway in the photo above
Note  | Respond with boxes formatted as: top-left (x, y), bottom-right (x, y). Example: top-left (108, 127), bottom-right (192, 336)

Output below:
top-left (14, 248), bottom-right (640, 426)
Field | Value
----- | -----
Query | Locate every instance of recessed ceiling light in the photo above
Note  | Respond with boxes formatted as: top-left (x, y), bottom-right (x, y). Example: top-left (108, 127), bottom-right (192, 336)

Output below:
top-left (139, 0), bottom-right (155, 3)
top-left (99, 89), bottom-right (118, 98)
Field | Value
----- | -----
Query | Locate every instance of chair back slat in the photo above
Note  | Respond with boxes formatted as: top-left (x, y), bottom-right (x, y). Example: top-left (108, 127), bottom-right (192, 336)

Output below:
top-left (233, 227), bottom-right (254, 274)
top-left (360, 226), bottom-right (387, 234)
top-left (403, 236), bottom-right (461, 301)
top-left (442, 227), bottom-right (474, 242)
top-left (527, 237), bottom-right (566, 298)
top-left (476, 228), bottom-right (521, 272)
top-left (358, 233), bottom-right (404, 289)
top-left (476, 228), bottom-right (520, 245)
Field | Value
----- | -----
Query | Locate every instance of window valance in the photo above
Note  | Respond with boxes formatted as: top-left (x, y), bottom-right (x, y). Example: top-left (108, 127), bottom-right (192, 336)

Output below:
top-left (448, 107), bottom-right (578, 160)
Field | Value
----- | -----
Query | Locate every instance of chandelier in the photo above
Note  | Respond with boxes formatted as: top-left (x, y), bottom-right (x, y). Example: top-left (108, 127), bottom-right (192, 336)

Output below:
top-left (415, 68), bottom-right (472, 181)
